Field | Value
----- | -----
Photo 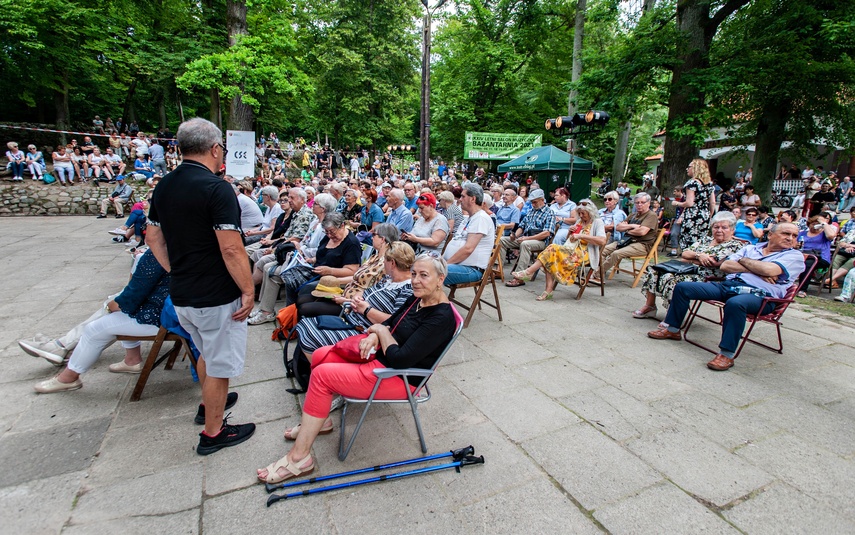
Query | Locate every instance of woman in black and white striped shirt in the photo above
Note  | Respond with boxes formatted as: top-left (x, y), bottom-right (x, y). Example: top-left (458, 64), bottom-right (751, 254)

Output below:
top-left (295, 242), bottom-right (414, 357)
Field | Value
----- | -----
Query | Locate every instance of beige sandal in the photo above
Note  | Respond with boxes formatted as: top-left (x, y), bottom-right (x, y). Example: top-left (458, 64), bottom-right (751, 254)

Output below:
top-left (283, 418), bottom-right (334, 441)
top-left (258, 453), bottom-right (314, 484)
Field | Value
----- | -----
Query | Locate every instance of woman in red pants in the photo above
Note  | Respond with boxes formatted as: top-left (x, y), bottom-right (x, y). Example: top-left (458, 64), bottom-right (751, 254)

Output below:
top-left (257, 254), bottom-right (456, 484)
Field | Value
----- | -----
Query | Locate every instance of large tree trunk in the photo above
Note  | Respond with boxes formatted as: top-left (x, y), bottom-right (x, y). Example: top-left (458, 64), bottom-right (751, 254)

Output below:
top-left (120, 80), bottom-right (138, 131)
top-left (660, 0), bottom-right (749, 194)
top-left (210, 88), bottom-right (222, 128)
top-left (227, 0), bottom-right (254, 131)
top-left (661, 2), bottom-right (709, 194)
top-left (752, 101), bottom-right (791, 204)
top-left (54, 73), bottom-right (70, 144)
top-left (612, 117), bottom-right (632, 183)
top-left (158, 88), bottom-right (167, 129)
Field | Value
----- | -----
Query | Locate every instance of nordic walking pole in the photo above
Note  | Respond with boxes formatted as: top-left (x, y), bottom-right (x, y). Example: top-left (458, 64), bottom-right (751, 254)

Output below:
top-left (267, 455), bottom-right (485, 507)
top-left (265, 445), bottom-right (475, 493)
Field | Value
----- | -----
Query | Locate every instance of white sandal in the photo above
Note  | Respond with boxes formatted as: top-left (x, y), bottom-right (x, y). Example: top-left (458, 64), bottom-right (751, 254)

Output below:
top-left (632, 305), bottom-right (658, 319)
top-left (259, 453), bottom-right (314, 484)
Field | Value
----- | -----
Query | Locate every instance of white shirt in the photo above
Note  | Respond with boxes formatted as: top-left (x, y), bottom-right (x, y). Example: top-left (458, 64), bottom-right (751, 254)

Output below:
top-left (238, 194), bottom-right (265, 229)
top-left (443, 210), bottom-right (495, 270)
top-left (131, 138), bottom-right (150, 156)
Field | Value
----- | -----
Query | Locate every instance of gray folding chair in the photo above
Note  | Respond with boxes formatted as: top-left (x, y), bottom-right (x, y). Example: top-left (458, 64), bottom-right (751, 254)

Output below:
top-left (338, 306), bottom-right (465, 460)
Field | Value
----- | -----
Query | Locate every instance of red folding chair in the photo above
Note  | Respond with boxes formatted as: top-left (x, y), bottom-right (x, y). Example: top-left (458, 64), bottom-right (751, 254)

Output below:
top-left (682, 255), bottom-right (817, 359)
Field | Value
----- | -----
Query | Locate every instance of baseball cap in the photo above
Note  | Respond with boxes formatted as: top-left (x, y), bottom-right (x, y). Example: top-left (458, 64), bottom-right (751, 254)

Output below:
top-left (528, 188), bottom-right (545, 201)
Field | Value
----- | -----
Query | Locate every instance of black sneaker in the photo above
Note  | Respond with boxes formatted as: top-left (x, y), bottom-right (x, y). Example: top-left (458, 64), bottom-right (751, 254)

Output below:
top-left (115, 214), bottom-right (123, 218)
top-left (194, 392), bottom-right (239, 424)
top-left (196, 414), bottom-right (255, 456)
top-left (96, 214), bottom-right (107, 219)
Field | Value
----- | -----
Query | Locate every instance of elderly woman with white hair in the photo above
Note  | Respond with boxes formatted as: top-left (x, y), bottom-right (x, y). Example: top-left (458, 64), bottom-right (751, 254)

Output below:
top-left (257, 253), bottom-right (456, 484)
top-left (244, 185), bottom-right (284, 244)
top-left (511, 199), bottom-right (607, 300)
top-left (632, 210), bottom-right (743, 319)
top-left (250, 192), bottom-right (336, 288)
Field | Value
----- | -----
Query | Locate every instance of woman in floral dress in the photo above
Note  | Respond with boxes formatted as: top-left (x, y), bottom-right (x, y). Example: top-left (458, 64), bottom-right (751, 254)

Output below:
top-left (632, 211), bottom-right (743, 319)
top-left (511, 200), bottom-right (607, 301)
top-left (673, 158), bottom-right (716, 252)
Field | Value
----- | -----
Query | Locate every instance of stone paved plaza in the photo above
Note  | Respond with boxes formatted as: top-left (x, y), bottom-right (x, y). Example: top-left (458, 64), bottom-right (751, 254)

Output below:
top-left (1, 216), bottom-right (854, 534)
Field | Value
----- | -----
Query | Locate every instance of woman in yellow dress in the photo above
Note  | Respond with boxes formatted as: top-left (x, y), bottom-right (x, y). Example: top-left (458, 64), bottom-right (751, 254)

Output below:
top-left (512, 199), bottom-right (607, 300)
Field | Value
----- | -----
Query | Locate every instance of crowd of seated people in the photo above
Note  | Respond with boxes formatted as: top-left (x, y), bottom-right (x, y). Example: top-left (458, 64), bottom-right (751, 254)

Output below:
top-left (17, 139), bottom-right (855, 495)
top-left (4, 126), bottom-right (178, 185)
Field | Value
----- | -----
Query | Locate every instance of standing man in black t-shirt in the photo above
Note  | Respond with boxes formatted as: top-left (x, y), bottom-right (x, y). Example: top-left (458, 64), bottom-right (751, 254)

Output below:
top-left (146, 118), bottom-right (256, 456)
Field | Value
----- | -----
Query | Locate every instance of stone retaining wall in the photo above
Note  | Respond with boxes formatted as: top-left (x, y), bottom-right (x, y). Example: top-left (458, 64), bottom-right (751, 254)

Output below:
top-left (0, 182), bottom-right (150, 216)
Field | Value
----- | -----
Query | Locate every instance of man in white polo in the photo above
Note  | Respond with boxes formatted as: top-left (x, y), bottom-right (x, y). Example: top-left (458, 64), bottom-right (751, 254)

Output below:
top-left (443, 183), bottom-right (496, 285)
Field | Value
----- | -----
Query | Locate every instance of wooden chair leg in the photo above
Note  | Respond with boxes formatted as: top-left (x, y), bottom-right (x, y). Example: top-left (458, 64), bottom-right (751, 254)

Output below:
top-left (130, 330), bottom-right (168, 402)
top-left (632, 257), bottom-right (652, 288)
top-left (164, 340), bottom-right (183, 370)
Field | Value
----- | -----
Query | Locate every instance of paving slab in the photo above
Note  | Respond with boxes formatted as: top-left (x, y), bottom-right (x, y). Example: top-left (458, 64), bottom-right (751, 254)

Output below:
top-left (0, 417), bottom-right (110, 488)
top-left (723, 482), bottom-right (855, 535)
top-left (594, 481), bottom-right (740, 534)
top-left (626, 426), bottom-right (775, 507)
top-left (64, 510), bottom-right (200, 535)
top-left (71, 462), bottom-right (203, 524)
top-left (523, 422), bottom-right (663, 511)
top-left (0, 470), bottom-right (84, 535)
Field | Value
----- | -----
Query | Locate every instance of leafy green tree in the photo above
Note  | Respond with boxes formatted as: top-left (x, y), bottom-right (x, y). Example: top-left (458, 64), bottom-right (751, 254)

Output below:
top-left (177, 0), bottom-right (311, 132)
top-left (704, 0), bottom-right (855, 202)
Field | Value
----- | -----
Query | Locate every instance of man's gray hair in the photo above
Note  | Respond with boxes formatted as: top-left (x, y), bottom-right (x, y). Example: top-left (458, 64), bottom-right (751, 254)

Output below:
top-left (176, 118), bottom-right (223, 156)
top-left (710, 210), bottom-right (737, 229)
top-left (260, 185), bottom-right (280, 201)
top-left (290, 187), bottom-right (308, 202)
top-left (390, 188), bottom-right (405, 201)
top-left (415, 252), bottom-right (448, 280)
top-left (463, 183), bottom-right (484, 204)
top-left (604, 191), bottom-right (620, 202)
top-left (577, 199), bottom-right (600, 221)
top-left (313, 193), bottom-right (337, 214)
top-left (634, 192), bottom-right (651, 203)
top-left (769, 222), bottom-right (797, 235)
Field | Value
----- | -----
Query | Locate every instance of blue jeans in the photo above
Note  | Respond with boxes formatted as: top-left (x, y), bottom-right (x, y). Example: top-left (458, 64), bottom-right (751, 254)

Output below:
top-left (124, 210), bottom-right (147, 238)
top-left (444, 264), bottom-right (484, 286)
top-left (665, 281), bottom-right (776, 355)
top-left (9, 161), bottom-right (25, 177)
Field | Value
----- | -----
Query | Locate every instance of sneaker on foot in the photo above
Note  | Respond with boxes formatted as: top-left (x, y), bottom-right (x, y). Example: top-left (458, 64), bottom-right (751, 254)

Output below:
top-left (108, 228), bottom-right (127, 236)
top-left (196, 415), bottom-right (256, 455)
top-left (248, 311), bottom-right (276, 325)
top-left (34, 376), bottom-right (82, 393)
top-left (195, 392), bottom-right (239, 424)
top-left (112, 235), bottom-right (128, 243)
top-left (18, 338), bottom-right (68, 365)
top-left (96, 214), bottom-right (107, 219)
top-left (108, 361), bottom-right (144, 374)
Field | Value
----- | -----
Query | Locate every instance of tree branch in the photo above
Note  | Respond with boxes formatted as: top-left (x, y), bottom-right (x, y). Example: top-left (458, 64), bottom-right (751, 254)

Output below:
top-left (707, 0), bottom-right (750, 33)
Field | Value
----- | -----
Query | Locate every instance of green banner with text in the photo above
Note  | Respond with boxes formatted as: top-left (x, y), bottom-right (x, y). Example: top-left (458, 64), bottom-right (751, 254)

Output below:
top-left (463, 132), bottom-right (542, 160)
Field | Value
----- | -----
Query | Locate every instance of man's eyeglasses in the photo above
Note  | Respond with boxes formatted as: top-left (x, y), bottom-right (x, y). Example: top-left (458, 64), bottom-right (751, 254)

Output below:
top-left (215, 142), bottom-right (227, 157)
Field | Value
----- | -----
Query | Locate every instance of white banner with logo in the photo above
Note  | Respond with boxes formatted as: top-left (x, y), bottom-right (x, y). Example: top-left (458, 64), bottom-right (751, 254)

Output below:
top-left (225, 130), bottom-right (255, 179)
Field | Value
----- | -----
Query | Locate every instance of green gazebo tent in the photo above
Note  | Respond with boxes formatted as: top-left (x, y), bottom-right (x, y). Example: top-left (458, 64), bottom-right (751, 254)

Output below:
top-left (497, 145), bottom-right (594, 202)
